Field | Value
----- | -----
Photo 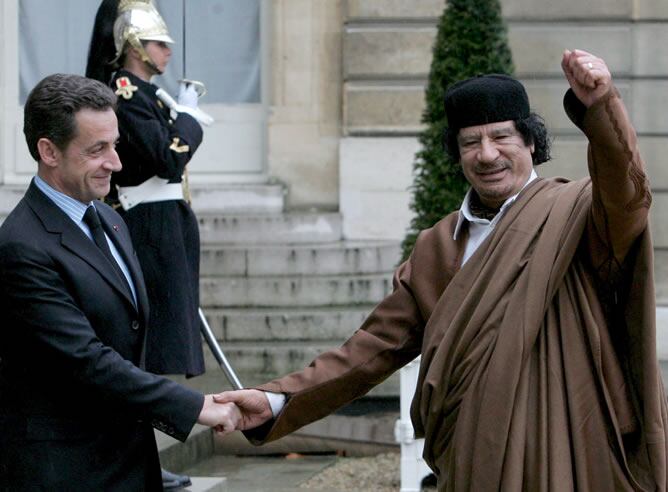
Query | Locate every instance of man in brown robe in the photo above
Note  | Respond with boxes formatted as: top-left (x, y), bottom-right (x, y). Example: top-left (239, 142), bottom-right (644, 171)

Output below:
top-left (214, 49), bottom-right (668, 490)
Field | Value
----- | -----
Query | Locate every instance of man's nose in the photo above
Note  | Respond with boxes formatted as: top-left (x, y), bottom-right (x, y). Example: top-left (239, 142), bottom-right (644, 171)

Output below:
top-left (478, 139), bottom-right (499, 163)
top-left (106, 148), bottom-right (123, 171)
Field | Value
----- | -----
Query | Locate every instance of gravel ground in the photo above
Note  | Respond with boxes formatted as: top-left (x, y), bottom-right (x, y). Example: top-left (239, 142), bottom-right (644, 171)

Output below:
top-left (299, 452), bottom-right (437, 491)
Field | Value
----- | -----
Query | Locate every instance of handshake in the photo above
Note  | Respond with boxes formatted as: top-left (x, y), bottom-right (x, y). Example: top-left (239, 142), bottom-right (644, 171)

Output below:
top-left (196, 389), bottom-right (273, 435)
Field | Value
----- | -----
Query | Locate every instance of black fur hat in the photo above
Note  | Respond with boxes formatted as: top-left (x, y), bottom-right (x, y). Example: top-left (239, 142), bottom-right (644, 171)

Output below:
top-left (444, 74), bottom-right (530, 132)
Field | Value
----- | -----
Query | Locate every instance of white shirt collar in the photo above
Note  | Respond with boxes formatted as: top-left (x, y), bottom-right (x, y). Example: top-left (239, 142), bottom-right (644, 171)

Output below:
top-left (453, 169), bottom-right (538, 240)
top-left (34, 175), bottom-right (95, 225)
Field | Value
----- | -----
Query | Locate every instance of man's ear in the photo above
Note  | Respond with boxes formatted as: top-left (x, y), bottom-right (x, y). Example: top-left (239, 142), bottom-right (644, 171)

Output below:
top-left (37, 138), bottom-right (61, 168)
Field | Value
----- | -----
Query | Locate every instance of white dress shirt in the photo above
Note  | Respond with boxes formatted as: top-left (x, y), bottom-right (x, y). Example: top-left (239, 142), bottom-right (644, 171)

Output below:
top-left (454, 170), bottom-right (538, 265)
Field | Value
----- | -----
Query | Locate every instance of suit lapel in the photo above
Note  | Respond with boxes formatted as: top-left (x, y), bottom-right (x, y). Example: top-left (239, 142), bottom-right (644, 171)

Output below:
top-left (25, 183), bottom-right (139, 313)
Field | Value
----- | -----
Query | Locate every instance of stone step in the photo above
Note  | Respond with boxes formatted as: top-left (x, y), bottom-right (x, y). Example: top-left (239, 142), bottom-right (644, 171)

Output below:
top-left (183, 477), bottom-right (227, 492)
top-left (156, 423), bottom-right (228, 491)
top-left (190, 182), bottom-right (284, 214)
top-left (200, 240), bottom-right (401, 277)
top-left (197, 211), bottom-right (343, 244)
top-left (203, 306), bottom-right (373, 342)
top-left (156, 424), bottom-right (216, 476)
top-left (200, 273), bottom-right (392, 308)
top-left (657, 307), bottom-right (668, 361)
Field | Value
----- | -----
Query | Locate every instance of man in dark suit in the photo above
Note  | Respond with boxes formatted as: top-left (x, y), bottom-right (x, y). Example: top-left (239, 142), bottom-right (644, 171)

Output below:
top-left (0, 74), bottom-right (234, 491)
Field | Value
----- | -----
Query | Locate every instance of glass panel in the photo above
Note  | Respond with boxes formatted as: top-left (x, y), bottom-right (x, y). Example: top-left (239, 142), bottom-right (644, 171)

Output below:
top-left (155, 0), bottom-right (260, 104)
top-left (19, 0), bottom-right (99, 103)
top-left (20, 0), bottom-right (261, 105)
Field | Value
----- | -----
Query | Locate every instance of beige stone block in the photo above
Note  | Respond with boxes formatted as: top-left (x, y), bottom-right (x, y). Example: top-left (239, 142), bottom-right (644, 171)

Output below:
top-left (639, 137), bottom-right (668, 189)
top-left (279, 0), bottom-right (313, 106)
top-left (269, 123), bottom-right (339, 208)
top-left (270, 105), bottom-right (319, 125)
top-left (633, 23), bottom-right (668, 76)
top-left (538, 137), bottom-right (589, 181)
top-left (340, 137), bottom-right (417, 240)
top-left (344, 83), bottom-right (425, 134)
top-left (656, 250), bottom-right (668, 303)
top-left (508, 24), bottom-right (631, 76)
top-left (501, 0), bottom-right (632, 19)
top-left (651, 193), bottom-right (668, 248)
top-left (340, 137), bottom-right (417, 191)
top-left (271, 0), bottom-right (342, 129)
top-left (634, 0), bottom-right (668, 19)
top-left (343, 28), bottom-right (436, 78)
top-left (523, 80), bottom-right (581, 133)
top-left (632, 80), bottom-right (668, 133)
top-left (535, 136), bottom-right (668, 189)
top-left (317, 2), bottom-right (344, 129)
top-left (523, 80), bottom-right (632, 134)
top-left (345, 0), bottom-right (444, 20)
top-left (341, 190), bottom-right (412, 240)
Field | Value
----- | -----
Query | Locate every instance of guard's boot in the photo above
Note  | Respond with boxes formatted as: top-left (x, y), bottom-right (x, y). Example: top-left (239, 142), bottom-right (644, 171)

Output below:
top-left (161, 468), bottom-right (192, 490)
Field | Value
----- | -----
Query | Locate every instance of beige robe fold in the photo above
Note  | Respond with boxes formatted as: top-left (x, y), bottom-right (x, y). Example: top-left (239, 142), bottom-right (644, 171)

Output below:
top-left (413, 177), bottom-right (666, 490)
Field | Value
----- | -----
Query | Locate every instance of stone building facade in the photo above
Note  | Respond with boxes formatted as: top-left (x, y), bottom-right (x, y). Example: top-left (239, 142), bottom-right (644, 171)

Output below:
top-left (0, 0), bottom-right (667, 389)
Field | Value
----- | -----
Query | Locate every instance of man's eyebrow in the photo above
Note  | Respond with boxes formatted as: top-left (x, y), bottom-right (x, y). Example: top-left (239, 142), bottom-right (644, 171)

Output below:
top-left (84, 138), bottom-right (115, 152)
top-left (458, 131), bottom-right (481, 141)
top-left (85, 141), bottom-right (105, 150)
top-left (489, 125), bottom-right (516, 136)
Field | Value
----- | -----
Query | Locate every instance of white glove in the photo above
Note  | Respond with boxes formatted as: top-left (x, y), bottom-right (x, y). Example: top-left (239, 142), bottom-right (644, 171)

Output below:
top-left (156, 88), bottom-right (215, 126)
top-left (177, 82), bottom-right (198, 109)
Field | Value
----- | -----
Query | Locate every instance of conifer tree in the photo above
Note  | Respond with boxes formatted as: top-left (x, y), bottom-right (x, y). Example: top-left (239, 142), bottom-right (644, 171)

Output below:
top-left (401, 0), bottom-right (514, 259)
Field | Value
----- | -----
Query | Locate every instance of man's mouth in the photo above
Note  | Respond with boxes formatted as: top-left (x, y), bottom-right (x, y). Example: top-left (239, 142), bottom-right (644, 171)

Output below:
top-left (477, 167), bottom-right (508, 180)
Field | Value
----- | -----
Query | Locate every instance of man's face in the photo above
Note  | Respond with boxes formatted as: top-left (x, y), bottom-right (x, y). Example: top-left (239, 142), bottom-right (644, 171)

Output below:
top-left (50, 108), bottom-right (122, 203)
top-left (457, 120), bottom-right (534, 209)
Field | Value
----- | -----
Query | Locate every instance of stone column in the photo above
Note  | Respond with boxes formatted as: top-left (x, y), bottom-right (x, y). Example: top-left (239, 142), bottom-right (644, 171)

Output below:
top-left (0, 0), bottom-right (19, 186)
top-left (0, 0), bottom-right (29, 217)
top-left (267, 0), bottom-right (343, 209)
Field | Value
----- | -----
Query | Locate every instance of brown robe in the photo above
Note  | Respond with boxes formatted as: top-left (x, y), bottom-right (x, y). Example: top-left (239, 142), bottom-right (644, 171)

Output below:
top-left (248, 87), bottom-right (668, 490)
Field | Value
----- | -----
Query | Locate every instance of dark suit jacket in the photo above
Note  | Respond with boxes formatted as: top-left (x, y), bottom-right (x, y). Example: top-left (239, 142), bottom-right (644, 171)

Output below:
top-left (0, 181), bottom-right (204, 491)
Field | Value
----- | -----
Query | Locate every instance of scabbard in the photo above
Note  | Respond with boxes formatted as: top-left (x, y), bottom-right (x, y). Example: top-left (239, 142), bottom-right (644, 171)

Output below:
top-left (199, 308), bottom-right (243, 390)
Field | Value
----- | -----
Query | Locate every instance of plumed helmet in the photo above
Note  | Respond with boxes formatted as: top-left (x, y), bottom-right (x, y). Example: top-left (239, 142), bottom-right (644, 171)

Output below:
top-left (112, 0), bottom-right (174, 63)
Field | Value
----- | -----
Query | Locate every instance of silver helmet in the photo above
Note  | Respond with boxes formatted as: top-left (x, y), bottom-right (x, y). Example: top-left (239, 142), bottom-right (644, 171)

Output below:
top-left (112, 0), bottom-right (174, 68)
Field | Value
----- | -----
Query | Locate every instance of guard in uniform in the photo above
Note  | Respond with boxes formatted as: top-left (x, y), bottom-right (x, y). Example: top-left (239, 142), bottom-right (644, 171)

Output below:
top-left (86, 1), bottom-right (208, 487)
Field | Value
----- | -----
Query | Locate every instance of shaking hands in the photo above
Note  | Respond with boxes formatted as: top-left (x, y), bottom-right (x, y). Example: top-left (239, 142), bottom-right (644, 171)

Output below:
top-left (196, 390), bottom-right (275, 436)
top-left (196, 394), bottom-right (242, 434)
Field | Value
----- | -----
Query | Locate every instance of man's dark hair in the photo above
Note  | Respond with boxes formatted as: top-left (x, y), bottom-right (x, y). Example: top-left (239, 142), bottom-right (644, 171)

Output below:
top-left (443, 112), bottom-right (552, 165)
top-left (23, 73), bottom-right (117, 162)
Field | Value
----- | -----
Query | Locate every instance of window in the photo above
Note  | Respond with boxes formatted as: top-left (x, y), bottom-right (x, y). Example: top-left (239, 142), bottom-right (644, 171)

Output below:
top-left (19, 0), bottom-right (261, 105)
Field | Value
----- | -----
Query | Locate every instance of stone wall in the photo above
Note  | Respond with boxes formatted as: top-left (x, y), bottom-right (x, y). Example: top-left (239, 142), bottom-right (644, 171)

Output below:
top-left (267, 0), bottom-right (344, 210)
top-left (339, 0), bottom-right (668, 303)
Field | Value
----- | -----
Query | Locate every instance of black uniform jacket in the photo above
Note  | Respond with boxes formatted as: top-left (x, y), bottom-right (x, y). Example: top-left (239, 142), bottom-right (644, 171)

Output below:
top-left (0, 181), bottom-right (204, 491)
top-left (109, 69), bottom-right (206, 377)
top-left (111, 69), bottom-right (203, 187)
